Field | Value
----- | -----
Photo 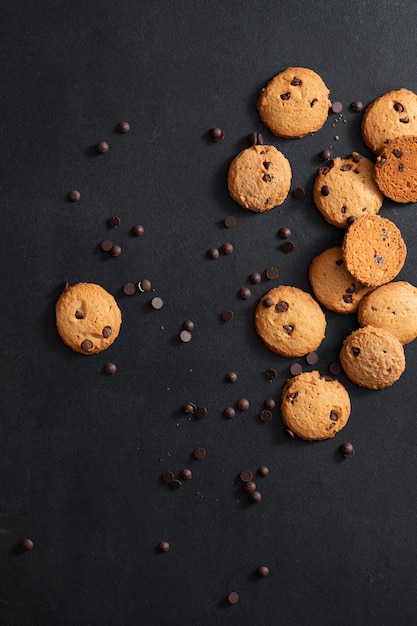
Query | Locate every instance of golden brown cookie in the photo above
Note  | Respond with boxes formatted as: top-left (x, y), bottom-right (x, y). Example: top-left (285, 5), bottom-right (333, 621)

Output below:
top-left (373, 135), bottom-right (417, 203)
top-left (254, 285), bottom-right (326, 358)
top-left (312, 153), bottom-right (383, 228)
top-left (257, 67), bottom-right (331, 138)
top-left (361, 88), bottom-right (417, 153)
top-left (342, 215), bottom-right (407, 287)
top-left (227, 145), bottom-right (292, 212)
top-left (309, 246), bottom-right (373, 314)
top-left (56, 282), bottom-right (122, 355)
top-left (280, 370), bottom-right (351, 440)
top-left (358, 281), bottom-right (417, 345)
top-left (340, 326), bottom-right (405, 389)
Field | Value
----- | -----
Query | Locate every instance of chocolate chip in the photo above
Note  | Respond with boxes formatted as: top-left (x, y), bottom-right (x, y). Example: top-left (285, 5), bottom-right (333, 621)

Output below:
top-left (278, 227), bottom-right (291, 239)
top-left (243, 481), bottom-right (257, 494)
top-left (340, 442), bottom-right (355, 458)
top-left (100, 239), bottom-right (113, 252)
top-left (275, 301), bottom-right (289, 312)
top-left (170, 479), bottom-right (182, 490)
top-left (221, 242), bottom-right (234, 255)
top-left (265, 368), bottom-right (277, 381)
top-left (249, 491), bottom-right (262, 504)
top-left (265, 267), bottom-right (279, 280)
top-left (102, 326), bottom-right (112, 338)
top-left (193, 447), bottom-right (206, 459)
top-left (109, 216), bottom-right (121, 228)
top-left (221, 309), bottom-right (234, 321)
top-left (257, 565), bottom-right (270, 577)
top-left (183, 403), bottom-right (196, 415)
top-left (21, 538), bottom-right (34, 551)
top-left (340, 163), bottom-right (352, 171)
top-left (118, 121), bottom-right (130, 133)
top-left (310, 98), bottom-right (318, 107)
top-left (180, 468), bottom-right (192, 480)
top-left (263, 161), bottom-right (272, 169)
top-left (224, 215), bottom-right (236, 228)
top-left (343, 294), bottom-right (353, 303)
top-left (236, 398), bottom-right (250, 411)
top-left (281, 241), bottom-right (295, 253)
top-left (123, 283), bottom-right (136, 295)
top-left (392, 149), bottom-right (403, 158)
top-left (179, 330), bottom-right (192, 343)
top-left (138, 279), bottom-right (152, 292)
top-left (131, 224), bottom-right (144, 236)
top-left (227, 592), bottom-right (239, 605)
top-left (183, 320), bottom-right (195, 331)
top-left (289, 362), bottom-right (302, 376)
top-left (319, 149), bottom-right (332, 161)
top-left (352, 347), bottom-right (361, 356)
top-left (398, 163), bottom-right (404, 172)
top-left (97, 141), bottom-right (109, 153)
top-left (292, 187), bottom-right (305, 199)
top-left (151, 297), bottom-right (164, 310)
top-left (264, 398), bottom-right (276, 410)
top-left (280, 92), bottom-right (291, 100)
top-left (285, 428), bottom-right (295, 439)
top-left (75, 309), bottom-right (85, 319)
top-left (209, 127), bottom-right (225, 142)
top-left (351, 100), bottom-right (364, 112)
top-left (158, 541), bottom-right (170, 553)
top-left (306, 352), bottom-right (318, 365)
top-left (328, 361), bottom-right (341, 375)
top-left (377, 157), bottom-right (387, 167)
top-left (263, 298), bottom-right (274, 308)
top-left (262, 173), bottom-right (272, 182)
top-left (110, 244), bottom-right (122, 257)
top-left (260, 409), bottom-right (273, 422)
top-left (207, 247), bottom-right (220, 259)
top-left (225, 371), bottom-right (238, 383)
top-left (346, 216), bottom-right (356, 226)
top-left (162, 471), bottom-right (175, 484)
top-left (374, 255), bottom-right (384, 265)
top-left (331, 101), bottom-right (343, 113)
top-left (103, 362), bottom-right (117, 375)
top-left (321, 185), bottom-right (330, 196)
top-left (195, 406), bottom-right (208, 419)
top-left (223, 406), bottom-right (236, 419)
top-left (240, 469), bottom-right (253, 482)
top-left (283, 324), bottom-right (294, 335)
top-left (68, 189), bottom-right (81, 202)
top-left (400, 117), bottom-right (409, 123)
top-left (81, 339), bottom-right (93, 352)
top-left (239, 287), bottom-right (252, 300)
top-left (330, 410), bottom-right (339, 421)
top-left (336, 258), bottom-right (343, 265)
top-left (248, 131), bottom-right (264, 145)
top-left (291, 77), bottom-right (302, 86)
top-left (249, 272), bottom-right (262, 284)
top-left (258, 466), bottom-right (270, 477)
top-left (394, 102), bottom-right (404, 112)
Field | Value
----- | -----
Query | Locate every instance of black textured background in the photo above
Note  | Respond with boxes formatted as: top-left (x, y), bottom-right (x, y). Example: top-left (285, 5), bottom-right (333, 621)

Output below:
top-left (2, 2), bottom-right (417, 625)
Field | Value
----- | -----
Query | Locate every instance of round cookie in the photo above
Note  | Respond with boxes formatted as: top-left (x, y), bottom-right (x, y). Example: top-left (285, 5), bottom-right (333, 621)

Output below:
top-left (340, 326), bottom-right (405, 389)
top-left (374, 135), bottom-right (417, 203)
top-left (257, 67), bottom-right (331, 138)
top-left (358, 281), bottom-right (417, 345)
top-left (280, 370), bottom-right (351, 441)
top-left (342, 215), bottom-right (407, 287)
top-left (361, 88), bottom-right (417, 154)
top-left (227, 145), bottom-right (292, 212)
top-left (56, 282), bottom-right (122, 355)
top-left (254, 285), bottom-right (326, 358)
top-left (312, 152), bottom-right (384, 228)
top-left (309, 246), bottom-right (373, 314)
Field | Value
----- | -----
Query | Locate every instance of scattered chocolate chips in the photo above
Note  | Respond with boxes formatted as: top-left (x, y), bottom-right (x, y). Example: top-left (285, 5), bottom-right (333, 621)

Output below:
top-left (221, 309), bottom-right (234, 321)
top-left (225, 371), bottom-right (238, 383)
top-left (257, 565), bottom-right (270, 577)
top-left (81, 339), bottom-right (93, 352)
top-left (331, 101), bottom-right (343, 114)
top-left (110, 244), bottom-right (122, 257)
top-left (102, 326), bottom-right (112, 338)
top-left (224, 215), bottom-right (236, 228)
top-left (100, 239), bottom-right (113, 252)
top-left (340, 442), bottom-right (355, 458)
top-left (103, 362), bottom-right (117, 375)
top-left (227, 592), bottom-right (239, 605)
top-left (21, 538), bottom-right (34, 551)
top-left (292, 187), bottom-right (305, 199)
top-left (321, 185), bottom-right (330, 196)
top-left (239, 469), bottom-right (253, 482)
top-left (123, 283), bottom-right (136, 295)
top-left (118, 120), bottom-right (130, 133)
top-left (238, 287), bottom-right (251, 300)
top-left (109, 216), bottom-right (121, 228)
top-left (193, 447), bottom-right (206, 460)
top-left (209, 127), bottom-right (225, 142)
top-left (249, 271), bottom-right (262, 284)
top-left (68, 189), bottom-right (81, 202)
top-left (281, 241), bottom-right (295, 253)
top-left (319, 149), bottom-right (332, 161)
top-left (224, 406), bottom-right (236, 419)
top-left (221, 242), bottom-right (234, 255)
top-left (131, 224), bottom-right (144, 236)
top-left (236, 398), bottom-right (250, 411)
top-left (265, 267), bottom-right (279, 280)
top-left (207, 246), bottom-right (220, 259)
top-left (97, 140), bottom-right (109, 154)
top-left (265, 368), bottom-right (277, 381)
top-left (351, 100), bottom-right (363, 112)
top-left (151, 297), bottom-right (164, 310)
top-left (158, 541), bottom-right (170, 553)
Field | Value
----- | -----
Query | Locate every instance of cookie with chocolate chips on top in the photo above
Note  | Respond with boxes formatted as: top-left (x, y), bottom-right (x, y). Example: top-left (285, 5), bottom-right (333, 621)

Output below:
top-left (227, 144), bottom-right (292, 212)
top-left (257, 67), bottom-right (332, 138)
top-left (56, 282), bottom-right (122, 354)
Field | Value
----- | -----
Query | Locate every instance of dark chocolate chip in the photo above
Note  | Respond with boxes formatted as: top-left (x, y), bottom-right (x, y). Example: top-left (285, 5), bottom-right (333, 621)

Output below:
top-left (131, 224), bottom-right (144, 236)
top-left (265, 267), bottom-right (279, 280)
top-left (321, 185), bottom-right (330, 196)
top-left (221, 309), bottom-right (234, 321)
top-left (102, 326), bottom-right (112, 338)
top-left (306, 352), bottom-right (318, 365)
top-left (278, 226), bottom-right (291, 239)
top-left (183, 320), bottom-right (195, 332)
top-left (340, 163), bottom-right (352, 171)
top-left (351, 101), bottom-right (363, 112)
top-left (393, 102), bottom-right (404, 112)
top-left (291, 77), bottom-right (302, 86)
top-left (263, 297), bottom-right (274, 308)
top-left (275, 301), bottom-right (289, 312)
top-left (262, 173), bottom-right (272, 182)
top-left (170, 479), bottom-right (182, 490)
top-left (257, 565), bottom-right (270, 577)
top-left (209, 127), bottom-right (225, 142)
top-left (221, 242), bottom-right (234, 255)
top-left (207, 246), bottom-right (220, 259)
top-left (258, 466), bottom-right (270, 477)
top-left (225, 371), bottom-right (238, 383)
top-left (100, 239), bottom-right (113, 252)
top-left (249, 272), bottom-right (262, 284)
top-left (343, 294), bottom-right (353, 304)
top-left (21, 538), bottom-right (34, 551)
top-left (331, 101), bottom-right (343, 114)
top-left (352, 347), bottom-right (361, 356)
top-left (223, 406), bottom-right (236, 419)
top-left (243, 481), bottom-right (257, 494)
top-left (285, 428), bottom-right (295, 439)
top-left (158, 541), bottom-right (170, 553)
top-left (398, 163), bottom-right (404, 172)
top-left (123, 283), bottom-right (136, 295)
top-left (264, 398), bottom-right (276, 410)
top-left (81, 339), bottom-right (93, 352)
top-left (193, 447), bottom-right (206, 460)
top-left (260, 409), bottom-right (273, 422)
top-left (236, 398), bottom-right (249, 411)
top-left (239, 469), bottom-right (253, 482)
top-left (340, 442), bottom-right (355, 458)
top-left (110, 244), bottom-right (122, 257)
top-left (227, 592), bottom-right (239, 605)
top-left (292, 187), bottom-right (305, 199)
top-left (249, 491), bottom-right (262, 504)
top-left (330, 410), bottom-right (339, 421)
top-left (138, 279), bottom-right (152, 292)
top-left (103, 362), bottom-right (117, 375)
top-left (68, 189), bottom-right (81, 202)
top-left (151, 297), bottom-right (164, 310)
top-left (328, 361), bottom-right (341, 375)
top-left (183, 403), bottom-right (196, 415)
top-left (239, 287), bottom-right (252, 300)
top-left (289, 362), bottom-right (302, 376)
top-left (392, 149), bottom-right (403, 158)
top-left (75, 308), bottom-right (85, 319)
top-left (310, 98), bottom-right (318, 107)
top-left (281, 241), bottom-right (295, 253)
top-left (195, 406), bottom-right (208, 419)
top-left (399, 117), bottom-right (409, 124)
top-left (162, 471), bottom-right (175, 484)
top-left (109, 216), bottom-right (121, 228)
top-left (265, 368), bottom-right (277, 381)
top-left (374, 255), bottom-right (384, 265)
top-left (118, 121), bottom-right (130, 133)
top-left (283, 324), bottom-right (294, 335)
top-left (224, 215), bottom-right (236, 228)
top-left (347, 216), bottom-right (356, 226)
top-left (280, 92), bottom-right (291, 100)
top-left (319, 149), bottom-right (332, 161)
top-left (97, 141), bottom-right (109, 154)
top-left (263, 161), bottom-right (272, 169)
top-left (180, 468), bottom-right (193, 480)
top-left (179, 330), bottom-right (192, 343)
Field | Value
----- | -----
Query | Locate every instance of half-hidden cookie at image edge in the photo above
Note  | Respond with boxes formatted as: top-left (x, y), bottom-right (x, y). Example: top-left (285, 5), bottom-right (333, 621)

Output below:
top-left (227, 144), bottom-right (292, 212)
top-left (280, 370), bottom-right (351, 440)
top-left (257, 66), bottom-right (332, 138)
top-left (56, 282), bottom-right (122, 355)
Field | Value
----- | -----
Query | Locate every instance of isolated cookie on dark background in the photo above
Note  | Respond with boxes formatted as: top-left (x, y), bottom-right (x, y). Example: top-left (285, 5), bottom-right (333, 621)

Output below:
top-left (342, 215), bottom-right (407, 287)
top-left (313, 153), bottom-right (384, 228)
top-left (280, 370), bottom-right (351, 440)
top-left (227, 144), bottom-right (292, 212)
top-left (361, 88), bottom-right (417, 153)
top-left (257, 66), bottom-right (331, 138)
top-left (254, 285), bottom-right (326, 358)
top-left (374, 135), bottom-right (417, 203)
top-left (309, 246), bottom-right (373, 314)
top-left (340, 326), bottom-right (405, 389)
top-left (358, 281), bottom-right (417, 345)
top-left (56, 282), bottom-right (122, 355)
